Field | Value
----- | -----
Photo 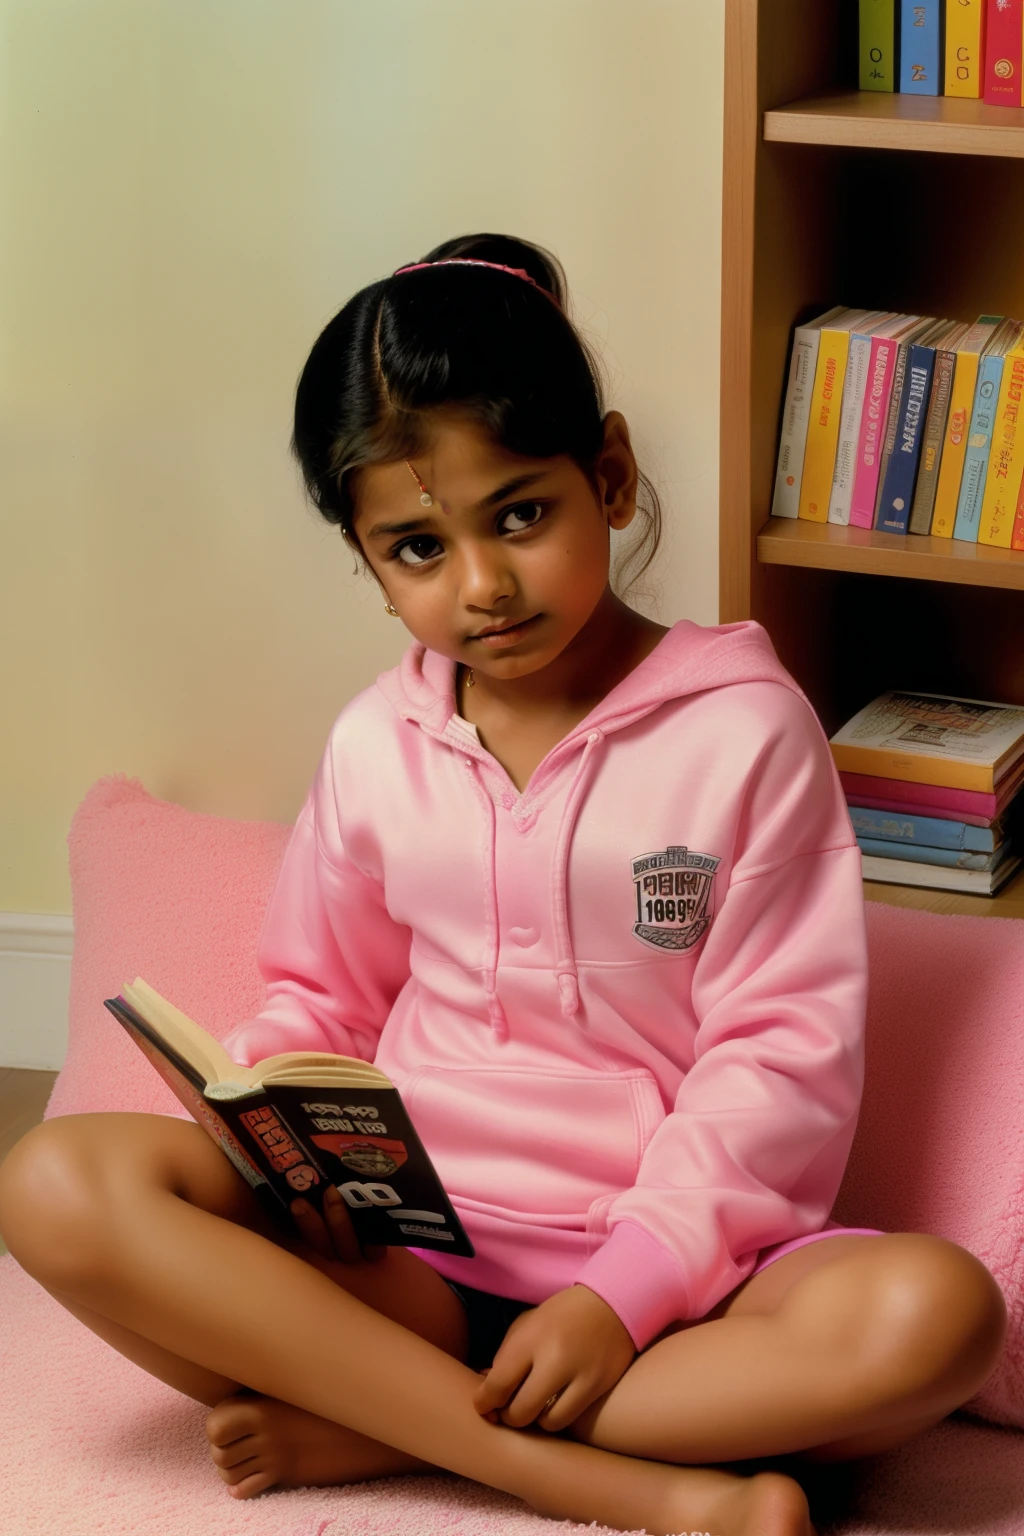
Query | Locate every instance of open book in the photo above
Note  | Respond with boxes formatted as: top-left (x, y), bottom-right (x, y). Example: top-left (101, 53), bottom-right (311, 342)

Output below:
top-left (104, 979), bottom-right (474, 1258)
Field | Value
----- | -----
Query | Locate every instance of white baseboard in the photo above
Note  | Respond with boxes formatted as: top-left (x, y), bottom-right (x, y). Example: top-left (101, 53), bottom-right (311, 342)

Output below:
top-left (0, 914), bottom-right (73, 1070)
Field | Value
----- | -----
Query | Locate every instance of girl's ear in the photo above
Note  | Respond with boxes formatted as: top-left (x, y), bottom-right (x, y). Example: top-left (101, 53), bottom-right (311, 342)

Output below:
top-left (594, 412), bottom-right (639, 532)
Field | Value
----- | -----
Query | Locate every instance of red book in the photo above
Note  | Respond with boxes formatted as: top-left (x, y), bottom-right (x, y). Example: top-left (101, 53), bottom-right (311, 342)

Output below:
top-left (1012, 461), bottom-right (1024, 547)
top-left (984, 0), bottom-right (1024, 104)
top-left (839, 760), bottom-right (1024, 821)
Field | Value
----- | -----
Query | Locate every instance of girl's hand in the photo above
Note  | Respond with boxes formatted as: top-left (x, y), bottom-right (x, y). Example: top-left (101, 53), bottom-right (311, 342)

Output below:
top-left (472, 1284), bottom-right (636, 1433)
top-left (290, 1187), bottom-right (386, 1265)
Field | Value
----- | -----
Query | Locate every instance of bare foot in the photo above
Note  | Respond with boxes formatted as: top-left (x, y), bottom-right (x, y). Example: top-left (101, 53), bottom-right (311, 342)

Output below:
top-left (652, 1466), bottom-right (815, 1536)
top-left (205, 1389), bottom-right (434, 1499)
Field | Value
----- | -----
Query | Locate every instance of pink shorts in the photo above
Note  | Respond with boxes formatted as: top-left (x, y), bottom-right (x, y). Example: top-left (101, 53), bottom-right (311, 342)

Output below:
top-left (748, 1218), bottom-right (887, 1279)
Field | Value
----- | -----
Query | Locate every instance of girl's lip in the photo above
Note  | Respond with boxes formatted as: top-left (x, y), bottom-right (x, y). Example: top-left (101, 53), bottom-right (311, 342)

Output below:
top-left (471, 615), bottom-right (541, 648)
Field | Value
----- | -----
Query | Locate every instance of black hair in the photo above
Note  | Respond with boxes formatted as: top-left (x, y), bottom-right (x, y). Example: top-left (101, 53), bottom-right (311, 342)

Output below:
top-left (292, 232), bottom-right (662, 593)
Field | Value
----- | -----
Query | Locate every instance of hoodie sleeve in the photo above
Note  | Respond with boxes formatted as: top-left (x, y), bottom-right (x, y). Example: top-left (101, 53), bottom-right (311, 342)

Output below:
top-left (220, 728), bottom-right (412, 1070)
top-left (572, 687), bottom-right (868, 1352)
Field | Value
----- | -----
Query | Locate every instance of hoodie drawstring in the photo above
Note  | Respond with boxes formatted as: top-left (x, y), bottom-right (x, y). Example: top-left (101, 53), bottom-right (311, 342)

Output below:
top-left (550, 730), bottom-right (604, 1018)
top-left (464, 758), bottom-right (509, 1041)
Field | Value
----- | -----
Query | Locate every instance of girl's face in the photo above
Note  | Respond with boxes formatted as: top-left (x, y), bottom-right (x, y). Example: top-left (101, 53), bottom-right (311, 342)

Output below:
top-left (350, 412), bottom-right (639, 683)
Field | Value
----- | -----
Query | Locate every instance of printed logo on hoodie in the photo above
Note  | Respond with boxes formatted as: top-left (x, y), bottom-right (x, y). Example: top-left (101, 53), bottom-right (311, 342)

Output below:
top-left (631, 846), bottom-right (720, 953)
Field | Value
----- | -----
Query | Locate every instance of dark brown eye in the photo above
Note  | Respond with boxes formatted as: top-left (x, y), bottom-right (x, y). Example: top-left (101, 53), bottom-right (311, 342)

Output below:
top-left (394, 536), bottom-right (443, 565)
top-left (499, 502), bottom-right (545, 534)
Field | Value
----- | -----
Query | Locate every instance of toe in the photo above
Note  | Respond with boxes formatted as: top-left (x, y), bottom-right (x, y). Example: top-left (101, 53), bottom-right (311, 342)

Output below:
top-left (209, 1435), bottom-right (260, 1470)
top-left (228, 1467), bottom-right (279, 1499)
top-left (206, 1393), bottom-right (262, 1446)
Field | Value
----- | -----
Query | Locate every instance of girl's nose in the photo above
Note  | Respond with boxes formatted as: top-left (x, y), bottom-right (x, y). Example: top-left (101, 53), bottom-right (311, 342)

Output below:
top-left (458, 545), bottom-right (517, 610)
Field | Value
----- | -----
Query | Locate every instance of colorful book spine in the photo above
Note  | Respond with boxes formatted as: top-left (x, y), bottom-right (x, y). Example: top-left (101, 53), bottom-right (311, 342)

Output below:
top-left (846, 793), bottom-right (996, 828)
top-left (799, 323), bottom-right (853, 523)
top-left (979, 342), bottom-right (1024, 546)
top-left (876, 340), bottom-right (938, 532)
top-left (1012, 472), bottom-right (1024, 548)
top-left (839, 770), bottom-right (1005, 820)
top-left (930, 317), bottom-right (1003, 537)
top-left (953, 351), bottom-right (1007, 540)
top-left (848, 805), bottom-right (1004, 851)
top-left (828, 323), bottom-right (879, 525)
top-left (984, 0), bottom-right (1023, 104)
top-left (856, 836), bottom-right (1007, 871)
top-left (850, 333), bottom-right (902, 527)
top-left (871, 333), bottom-right (920, 527)
top-left (900, 0), bottom-right (944, 92)
top-left (946, 0), bottom-right (987, 94)
top-left (860, 851), bottom-right (1021, 894)
top-left (771, 310), bottom-right (843, 519)
top-left (861, 0), bottom-right (898, 89)
top-left (908, 335), bottom-right (958, 534)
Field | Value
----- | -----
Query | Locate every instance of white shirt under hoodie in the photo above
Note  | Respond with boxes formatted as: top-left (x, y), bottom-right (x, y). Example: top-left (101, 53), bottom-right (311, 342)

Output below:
top-left (222, 618), bottom-right (869, 1351)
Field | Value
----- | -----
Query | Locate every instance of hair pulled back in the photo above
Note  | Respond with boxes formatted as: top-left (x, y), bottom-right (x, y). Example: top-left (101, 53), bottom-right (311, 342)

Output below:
top-left (292, 233), bottom-right (661, 593)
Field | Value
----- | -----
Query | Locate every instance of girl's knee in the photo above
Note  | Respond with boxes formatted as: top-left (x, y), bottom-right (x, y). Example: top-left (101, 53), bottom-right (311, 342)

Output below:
top-left (0, 1116), bottom-right (108, 1283)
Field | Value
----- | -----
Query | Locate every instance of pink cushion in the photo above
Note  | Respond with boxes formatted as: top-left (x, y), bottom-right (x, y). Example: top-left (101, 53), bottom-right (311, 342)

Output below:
top-left (48, 775), bottom-right (1024, 1427)
top-left (46, 775), bottom-right (291, 1122)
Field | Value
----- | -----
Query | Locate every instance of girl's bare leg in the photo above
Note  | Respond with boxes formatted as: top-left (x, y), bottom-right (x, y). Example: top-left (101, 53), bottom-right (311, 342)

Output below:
top-left (0, 1114), bottom-right (813, 1536)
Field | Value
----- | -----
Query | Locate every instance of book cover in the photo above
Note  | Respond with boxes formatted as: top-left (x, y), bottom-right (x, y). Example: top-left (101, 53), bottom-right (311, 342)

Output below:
top-left (984, 0), bottom-right (1023, 103)
top-left (841, 756), bottom-right (1024, 820)
top-left (876, 326), bottom-right (947, 533)
top-left (830, 690), bottom-right (1024, 793)
top-left (861, 850), bottom-right (1021, 894)
top-left (978, 339), bottom-right (1024, 545)
top-left (771, 306), bottom-right (848, 519)
top-left (869, 319), bottom-right (935, 529)
top-left (1012, 471), bottom-right (1024, 548)
top-left (849, 316), bottom-right (920, 527)
top-left (946, 0), bottom-right (987, 95)
top-left (861, 0), bottom-right (898, 88)
top-left (828, 312), bottom-right (892, 525)
top-left (856, 835), bottom-right (1008, 871)
top-left (104, 985), bottom-right (475, 1258)
top-left (952, 322), bottom-right (1020, 541)
top-left (908, 324), bottom-right (966, 534)
top-left (847, 805), bottom-right (1006, 851)
top-left (931, 316), bottom-right (1004, 537)
top-left (799, 311), bottom-right (867, 523)
top-left (900, 0), bottom-right (944, 92)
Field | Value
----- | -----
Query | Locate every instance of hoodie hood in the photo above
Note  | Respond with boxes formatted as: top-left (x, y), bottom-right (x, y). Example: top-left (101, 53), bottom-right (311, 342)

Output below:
top-left (376, 620), bottom-right (810, 1040)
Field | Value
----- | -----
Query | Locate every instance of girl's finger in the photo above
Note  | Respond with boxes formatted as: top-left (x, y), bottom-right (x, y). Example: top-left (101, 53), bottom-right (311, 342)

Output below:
top-left (473, 1356), bottom-right (528, 1415)
top-left (289, 1198), bottom-right (335, 1261)
top-left (321, 1185), bottom-right (363, 1264)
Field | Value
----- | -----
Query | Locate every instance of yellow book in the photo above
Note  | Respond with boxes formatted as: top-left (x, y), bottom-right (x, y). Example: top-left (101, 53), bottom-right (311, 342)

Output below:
top-left (945, 0), bottom-right (984, 97)
top-left (798, 311), bottom-right (864, 523)
top-left (979, 337), bottom-right (1024, 547)
top-left (930, 316), bottom-right (1003, 538)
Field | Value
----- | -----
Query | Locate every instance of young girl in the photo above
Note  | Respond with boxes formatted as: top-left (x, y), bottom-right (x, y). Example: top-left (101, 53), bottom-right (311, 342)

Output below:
top-left (0, 234), bottom-right (1007, 1536)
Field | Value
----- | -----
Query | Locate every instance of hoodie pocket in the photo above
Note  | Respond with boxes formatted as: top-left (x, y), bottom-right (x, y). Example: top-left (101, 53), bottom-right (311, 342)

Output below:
top-left (402, 1064), bottom-right (665, 1224)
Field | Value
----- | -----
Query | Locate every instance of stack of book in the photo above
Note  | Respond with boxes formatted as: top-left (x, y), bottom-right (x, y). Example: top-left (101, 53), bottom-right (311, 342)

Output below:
top-left (860, 0), bottom-right (1021, 104)
top-left (772, 308), bottom-right (1024, 549)
top-left (829, 690), bottom-right (1024, 895)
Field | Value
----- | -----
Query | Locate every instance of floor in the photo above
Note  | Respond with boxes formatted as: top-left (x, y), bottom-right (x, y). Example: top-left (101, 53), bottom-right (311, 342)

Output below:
top-left (0, 1067), bottom-right (58, 1256)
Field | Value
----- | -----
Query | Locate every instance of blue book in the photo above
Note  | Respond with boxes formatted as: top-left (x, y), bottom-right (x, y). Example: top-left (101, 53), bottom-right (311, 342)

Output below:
top-left (848, 806), bottom-right (1004, 853)
top-left (875, 335), bottom-right (939, 533)
top-left (900, 0), bottom-right (943, 94)
top-left (856, 837), bottom-right (1009, 873)
top-left (953, 350), bottom-right (1008, 542)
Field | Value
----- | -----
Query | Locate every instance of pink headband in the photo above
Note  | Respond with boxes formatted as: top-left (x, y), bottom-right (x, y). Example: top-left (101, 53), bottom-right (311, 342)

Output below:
top-left (392, 257), bottom-right (558, 305)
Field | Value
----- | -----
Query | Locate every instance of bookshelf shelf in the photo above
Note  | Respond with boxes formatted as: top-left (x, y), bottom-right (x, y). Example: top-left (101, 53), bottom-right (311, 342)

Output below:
top-left (756, 517), bottom-right (1024, 591)
top-left (721, 1), bottom-right (1024, 923)
top-left (864, 865), bottom-right (1024, 921)
top-left (764, 90), bottom-right (1024, 159)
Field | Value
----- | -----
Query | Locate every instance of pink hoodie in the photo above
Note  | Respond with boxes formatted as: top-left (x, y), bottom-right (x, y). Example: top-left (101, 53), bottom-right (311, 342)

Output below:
top-left (222, 619), bottom-right (868, 1351)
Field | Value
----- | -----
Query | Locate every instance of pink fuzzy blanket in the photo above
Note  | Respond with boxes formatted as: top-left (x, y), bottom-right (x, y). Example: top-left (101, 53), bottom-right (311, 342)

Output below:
top-left (4, 774), bottom-right (1024, 1533)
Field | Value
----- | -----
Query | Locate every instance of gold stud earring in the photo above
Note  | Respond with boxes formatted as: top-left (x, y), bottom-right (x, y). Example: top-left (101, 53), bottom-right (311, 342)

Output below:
top-left (384, 600), bottom-right (399, 617)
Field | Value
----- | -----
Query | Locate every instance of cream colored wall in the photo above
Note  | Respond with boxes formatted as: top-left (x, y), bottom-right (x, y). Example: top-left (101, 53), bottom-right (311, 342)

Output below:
top-left (1, 0), bottom-right (724, 916)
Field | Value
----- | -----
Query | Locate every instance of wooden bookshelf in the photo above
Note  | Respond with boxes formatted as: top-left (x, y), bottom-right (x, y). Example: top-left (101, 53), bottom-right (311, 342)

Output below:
top-left (720, 0), bottom-right (1024, 920)
top-left (765, 89), bottom-right (1024, 158)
